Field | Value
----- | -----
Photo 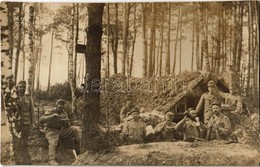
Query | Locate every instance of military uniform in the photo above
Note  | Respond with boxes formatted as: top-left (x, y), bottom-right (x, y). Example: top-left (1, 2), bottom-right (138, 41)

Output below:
top-left (120, 102), bottom-right (134, 123)
top-left (206, 114), bottom-right (231, 141)
top-left (154, 121), bottom-right (181, 141)
top-left (14, 81), bottom-right (35, 165)
top-left (40, 103), bottom-right (80, 164)
top-left (221, 93), bottom-right (242, 114)
top-left (121, 120), bottom-right (146, 144)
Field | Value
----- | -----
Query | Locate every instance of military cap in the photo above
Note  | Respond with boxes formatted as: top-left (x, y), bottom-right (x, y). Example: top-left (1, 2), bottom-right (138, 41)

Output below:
top-left (56, 99), bottom-right (65, 105)
top-left (207, 80), bottom-right (216, 87)
top-left (131, 107), bottom-right (140, 114)
top-left (165, 112), bottom-right (174, 117)
top-left (17, 80), bottom-right (26, 86)
top-left (211, 100), bottom-right (221, 107)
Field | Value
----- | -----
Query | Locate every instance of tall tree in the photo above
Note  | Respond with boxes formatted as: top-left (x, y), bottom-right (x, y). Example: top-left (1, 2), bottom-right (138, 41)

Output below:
top-left (173, 4), bottom-right (181, 74)
top-left (165, 2), bottom-right (171, 75)
top-left (122, 3), bottom-right (130, 76)
top-left (82, 3), bottom-right (104, 152)
top-left (14, 3), bottom-right (23, 83)
top-left (142, 3), bottom-right (148, 77)
top-left (47, 27), bottom-right (54, 94)
top-left (148, 3), bottom-right (156, 77)
top-left (27, 6), bottom-right (35, 97)
top-left (1, 2), bottom-right (23, 164)
top-left (111, 3), bottom-right (118, 74)
top-left (105, 4), bottom-right (110, 77)
top-left (129, 4), bottom-right (137, 76)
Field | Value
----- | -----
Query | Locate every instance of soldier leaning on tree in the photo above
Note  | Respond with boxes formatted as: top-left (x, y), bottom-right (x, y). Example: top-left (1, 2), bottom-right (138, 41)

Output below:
top-left (14, 80), bottom-right (36, 165)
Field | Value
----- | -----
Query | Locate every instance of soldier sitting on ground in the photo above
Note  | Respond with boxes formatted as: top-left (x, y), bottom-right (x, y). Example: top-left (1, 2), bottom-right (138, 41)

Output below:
top-left (120, 99), bottom-right (134, 123)
top-left (154, 112), bottom-right (182, 141)
top-left (40, 99), bottom-right (81, 165)
top-left (206, 100), bottom-right (232, 141)
top-left (175, 108), bottom-right (206, 142)
top-left (120, 107), bottom-right (147, 145)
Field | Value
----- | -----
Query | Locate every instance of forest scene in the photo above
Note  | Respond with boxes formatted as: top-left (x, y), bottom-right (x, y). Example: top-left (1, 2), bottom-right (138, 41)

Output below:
top-left (1, 1), bottom-right (259, 165)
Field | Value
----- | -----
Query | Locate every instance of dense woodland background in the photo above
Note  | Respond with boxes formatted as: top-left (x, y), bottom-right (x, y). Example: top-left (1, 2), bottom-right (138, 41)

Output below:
top-left (1, 1), bottom-right (259, 153)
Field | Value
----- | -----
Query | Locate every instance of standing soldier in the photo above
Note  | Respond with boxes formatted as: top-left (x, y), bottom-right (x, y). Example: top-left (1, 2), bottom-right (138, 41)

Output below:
top-left (14, 80), bottom-right (35, 164)
top-left (40, 99), bottom-right (80, 165)
top-left (221, 86), bottom-right (243, 114)
top-left (196, 80), bottom-right (223, 124)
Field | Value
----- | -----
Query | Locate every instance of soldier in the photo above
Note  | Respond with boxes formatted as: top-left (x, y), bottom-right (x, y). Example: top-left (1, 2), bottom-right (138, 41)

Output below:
top-left (120, 107), bottom-right (147, 144)
top-left (154, 112), bottom-right (182, 141)
top-left (175, 108), bottom-right (206, 142)
top-left (120, 99), bottom-right (134, 123)
top-left (40, 99), bottom-right (80, 165)
top-left (206, 101), bottom-right (232, 141)
top-left (221, 86), bottom-right (242, 114)
top-left (14, 80), bottom-right (35, 164)
top-left (196, 80), bottom-right (223, 124)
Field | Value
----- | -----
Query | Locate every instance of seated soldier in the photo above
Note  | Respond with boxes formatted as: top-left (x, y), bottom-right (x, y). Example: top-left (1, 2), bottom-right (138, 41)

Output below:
top-left (206, 101), bottom-right (232, 141)
top-left (120, 107), bottom-right (146, 145)
top-left (120, 99), bottom-right (134, 123)
top-left (40, 99), bottom-right (80, 165)
top-left (175, 108), bottom-right (206, 142)
top-left (154, 112), bottom-right (182, 141)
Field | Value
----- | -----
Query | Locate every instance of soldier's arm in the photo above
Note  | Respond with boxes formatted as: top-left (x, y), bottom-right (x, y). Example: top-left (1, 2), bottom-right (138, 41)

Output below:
top-left (120, 107), bottom-right (127, 120)
top-left (120, 122), bottom-right (129, 137)
top-left (196, 94), bottom-right (205, 113)
top-left (218, 116), bottom-right (232, 136)
top-left (153, 122), bottom-right (165, 133)
top-left (175, 117), bottom-right (187, 131)
top-left (39, 111), bottom-right (55, 124)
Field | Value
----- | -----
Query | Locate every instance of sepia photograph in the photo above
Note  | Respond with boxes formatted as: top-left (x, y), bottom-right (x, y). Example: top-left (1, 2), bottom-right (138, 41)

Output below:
top-left (1, 0), bottom-right (259, 165)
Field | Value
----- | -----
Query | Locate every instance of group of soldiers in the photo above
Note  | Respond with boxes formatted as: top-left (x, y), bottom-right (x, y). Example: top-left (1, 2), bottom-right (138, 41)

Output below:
top-left (9, 79), bottom-right (241, 165)
top-left (119, 80), bottom-right (242, 144)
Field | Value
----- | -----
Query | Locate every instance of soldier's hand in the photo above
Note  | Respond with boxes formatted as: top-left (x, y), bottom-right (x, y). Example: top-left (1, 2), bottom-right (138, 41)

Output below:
top-left (52, 114), bottom-right (59, 118)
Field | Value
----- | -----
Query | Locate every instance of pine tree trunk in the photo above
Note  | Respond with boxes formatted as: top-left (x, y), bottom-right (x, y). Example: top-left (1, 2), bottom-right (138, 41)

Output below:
top-left (195, 3), bottom-right (200, 70)
top-left (111, 3), bottom-right (118, 74)
top-left (82, 3), bottom-right (104, 152)
top-left (130, 4), bottom-right (137, 76)
top-left (106, 4), bottom-right (110, 77)
top-left (237, 2), bottom-right (244, 72)
top-left (179, 8), bottom-right (183, 74)
top-left (159, 23), bottom-right (164, 77)
top-left (142, 3), bottom-right (148, 77)
top-left (122, 3), bottom-right (130, 76)
top-left (232, 4), bottom-right (238, 71)
top-left (148, 3), bottom-right (155, 77)
top-left (47, 28), bottom-right (54, 94)
top-left (166, 5), bottom-right (171, 73)
top-left (246, 2), bottom-right (252, 95)
top-left (191, 3), bottom-right (195, 70)
top-left (173, 4), bottom-right (180, 74)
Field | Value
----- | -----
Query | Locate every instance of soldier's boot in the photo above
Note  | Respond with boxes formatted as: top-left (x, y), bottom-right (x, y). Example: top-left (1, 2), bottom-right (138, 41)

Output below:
top-left (75, 140), bottom-right (80, 155)
top-left (48, 141), bottom-right (58, 165)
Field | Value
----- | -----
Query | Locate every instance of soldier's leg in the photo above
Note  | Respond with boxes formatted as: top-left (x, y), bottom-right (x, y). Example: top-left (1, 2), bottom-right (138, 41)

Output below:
top-left (45, 130), bottom-right (60, 164)
top-left (60, 127), bottom-right (81, 155)
top-left (20, 125), bottom-right (31, 164)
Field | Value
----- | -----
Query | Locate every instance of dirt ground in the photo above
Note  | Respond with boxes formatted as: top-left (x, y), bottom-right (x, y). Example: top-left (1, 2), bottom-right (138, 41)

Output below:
top-left (73, 141), bottom-right (259, 166)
